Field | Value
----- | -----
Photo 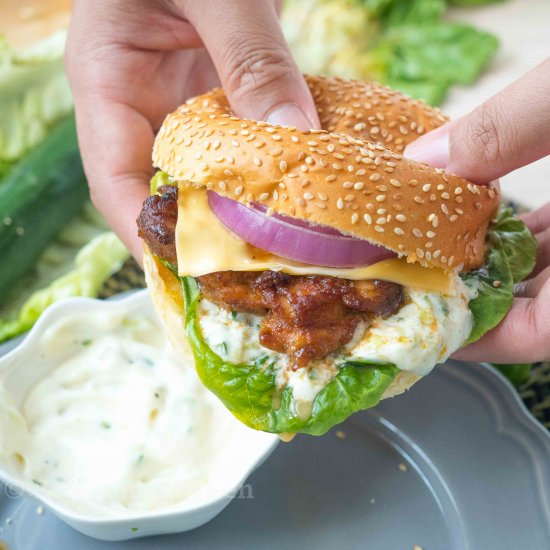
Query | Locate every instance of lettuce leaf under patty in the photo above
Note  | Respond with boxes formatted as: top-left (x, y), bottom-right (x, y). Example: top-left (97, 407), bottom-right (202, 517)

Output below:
top-left (169, 206), bottom-right (535, 435)
top-left (181, 275), bottom-right (397, 436)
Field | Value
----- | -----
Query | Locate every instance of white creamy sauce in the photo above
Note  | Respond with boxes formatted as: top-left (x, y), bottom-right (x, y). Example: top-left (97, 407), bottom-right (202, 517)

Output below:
top-left (197, 275), bottom-right (474, 410)
top-left (0, 307), bottom-right (241, 516)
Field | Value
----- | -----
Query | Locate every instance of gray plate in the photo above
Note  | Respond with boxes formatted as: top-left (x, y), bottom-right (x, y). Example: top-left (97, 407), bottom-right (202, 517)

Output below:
top-left (0, 348), bottom-right (549, 549)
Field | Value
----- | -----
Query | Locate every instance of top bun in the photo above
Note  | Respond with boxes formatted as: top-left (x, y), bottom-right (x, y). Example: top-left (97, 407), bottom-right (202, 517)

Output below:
top-left (153, 75), bottom-right (500, 272)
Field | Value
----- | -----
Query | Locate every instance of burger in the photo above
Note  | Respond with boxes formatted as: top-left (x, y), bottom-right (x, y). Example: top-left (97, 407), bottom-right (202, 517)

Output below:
top-left (137, 75), bottom-right (536, 437)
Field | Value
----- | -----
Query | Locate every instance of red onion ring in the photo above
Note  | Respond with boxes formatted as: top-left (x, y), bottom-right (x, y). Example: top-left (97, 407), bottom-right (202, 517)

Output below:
top-left (207, 192), bottom-right (395, 268)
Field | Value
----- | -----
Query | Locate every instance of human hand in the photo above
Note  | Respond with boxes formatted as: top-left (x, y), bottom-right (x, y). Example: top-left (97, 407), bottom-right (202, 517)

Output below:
top-left (405, 58), bottom-right (550, 363)
top-left (65, 0), bottom-right (320, 259)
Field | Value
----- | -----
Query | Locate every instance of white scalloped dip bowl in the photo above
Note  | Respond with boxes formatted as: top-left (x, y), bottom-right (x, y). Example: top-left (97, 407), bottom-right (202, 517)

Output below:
top-left (0, 290), bottom-right (278, 541)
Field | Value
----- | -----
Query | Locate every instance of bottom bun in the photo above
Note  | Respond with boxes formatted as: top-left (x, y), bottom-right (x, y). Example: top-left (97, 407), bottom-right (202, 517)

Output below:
top-left (143, 247), bottom-right (421, 403)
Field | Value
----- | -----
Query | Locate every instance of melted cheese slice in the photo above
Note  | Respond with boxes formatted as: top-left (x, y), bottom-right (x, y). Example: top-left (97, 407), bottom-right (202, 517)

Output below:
top-left (175, 186), bottom-right (453, 294)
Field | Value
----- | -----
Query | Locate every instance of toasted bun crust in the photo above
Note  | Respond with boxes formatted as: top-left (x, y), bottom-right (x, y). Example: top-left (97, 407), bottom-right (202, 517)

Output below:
top-left (153, 75), bottom-right (500, 272)
top-left (144, 247), bottom-right (421, 401)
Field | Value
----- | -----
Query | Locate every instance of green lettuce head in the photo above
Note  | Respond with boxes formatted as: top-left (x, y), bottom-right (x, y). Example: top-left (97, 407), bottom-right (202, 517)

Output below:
top-left (155, 204), bottom-right (536, 437)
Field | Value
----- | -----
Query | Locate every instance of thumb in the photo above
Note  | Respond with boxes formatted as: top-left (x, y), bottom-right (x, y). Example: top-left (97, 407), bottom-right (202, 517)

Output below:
top-left (184, 0), bottom-right (319, 130)
top-left (404, 58), bottom-right (550, 183)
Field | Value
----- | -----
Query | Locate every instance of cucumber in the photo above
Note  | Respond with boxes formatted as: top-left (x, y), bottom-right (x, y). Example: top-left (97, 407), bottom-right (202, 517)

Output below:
top-left (0, 114), bottom-right (89, 304)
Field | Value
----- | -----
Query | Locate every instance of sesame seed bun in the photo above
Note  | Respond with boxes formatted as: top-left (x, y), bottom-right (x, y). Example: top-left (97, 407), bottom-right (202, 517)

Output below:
top-left (144, 247), bottom-right (421, 400)
top-left (152, 75), bottom-right (500, 272)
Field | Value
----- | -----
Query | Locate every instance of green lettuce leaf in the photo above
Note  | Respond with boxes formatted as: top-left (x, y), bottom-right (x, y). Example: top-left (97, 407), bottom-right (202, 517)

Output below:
top-left (462, 206), bottom-right (536, 344)
top-left (490, 206), bottom-right (537, 283)
top-left (369, 23), bottom-right (498, 104)
top-left (0, 32), bottom-right (72, 163)
top-left (181, 275), bottom-right (397, 436)
top-left (462, 238), bottom-right (513, 343)
top-left (0, 232), bottom-right (129, 342)
top-left (283, 0), bottom-right (499, 105)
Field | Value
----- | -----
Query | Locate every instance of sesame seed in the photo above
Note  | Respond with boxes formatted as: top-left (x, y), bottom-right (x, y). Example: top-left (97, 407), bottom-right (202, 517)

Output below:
top-left (333, 163), bottom-right (343, 171)
top-left (433, 250), bottom-right (441, 258)
top-left (413, 228), bottom-right (423, 238)
top-left (279, 160), bottom-right (288, 173)
top-left (253, 157), bottom-right (262, 167)
top-left (416, 248), bottom-right (425, 258)
top-left (351, 213), bottom-right (359, 224)
top-left (234, 186), bottom-right (243, 196)
top-left (436, 184), bottom-right (445, 191)
top-left (326, 175), bottom-right (337, 182)
top-left (266, 207), bottom-right (274, 216)
top-left (219, 181), bottom-right (227, 191)
top-left (343, 181), bottom-right (354, 188)
top-left (369, 174), bottom-right (381, 182)
top-left (364, 214), bottom-right (372, 224)
top-left (422, 183), bottom-right (431, 193)
top-left (273, 190), bottom-right (279, 200)
top-left (354, 182), bottom-right (365, 190)
top-left (337, 198), bottom-right (344, 209)
top-left (345, 194), bottom-right (355, 202)
top-left (272, 134), bottom-right (282, 141)
top-left (374, 225), bottom-right (385, 233)
top-left (296, 198), bottom-right (306, 207)
top-left (450, 215), bottom-right (458, 222)
top-left (394, 227), bottom-right (404, 236)
top-left (213, 141), bottom-right (222, 149)
top-left (259, 192), bottom-right (269, 201)
top-left (390, 179), bottom-right (401, 187)
top-left (448, 255), bottom-right (455, 266)
top-left (414, 196), bottom-right (424, 204)
top-left (408, 179), bottom-right (418, 187)
top-left (455, 187), bottom-right (463, 195)
top-left (303, 192), bottom-right (313, 200)
top-left (396, 214), bottom-right (407, 222)
top-left (426, 231), bottom-right (435, 238)
top-left (291, 136), bottom-right (299, 143)
top-left (376, 217), bottom-right (386, 225)
top-left (475, 202), bottom-right (482, 209)
top-left (441, 192), bottom-right (450, 200)
top-left (376, 195), bottom-right (386, 202)
top-left (488, 189), bottom-right (496, 199)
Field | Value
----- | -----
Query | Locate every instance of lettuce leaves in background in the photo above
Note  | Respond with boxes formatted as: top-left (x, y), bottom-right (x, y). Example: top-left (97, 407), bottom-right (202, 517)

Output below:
top-left (372, 23), bottom-right (498, 105)
top-left (283, 0), bottom-right (500, 105)
top-left (0, 31), bottom-right (73, 164)
top-left (0, 231), bottom-right (129, 342)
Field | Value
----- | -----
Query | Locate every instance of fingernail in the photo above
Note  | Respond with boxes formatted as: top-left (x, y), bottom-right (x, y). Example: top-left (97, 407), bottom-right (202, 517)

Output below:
top-left (266, 103), bottom-right (314, 131)
top-left (404, 125), bottom-right (450, 168)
